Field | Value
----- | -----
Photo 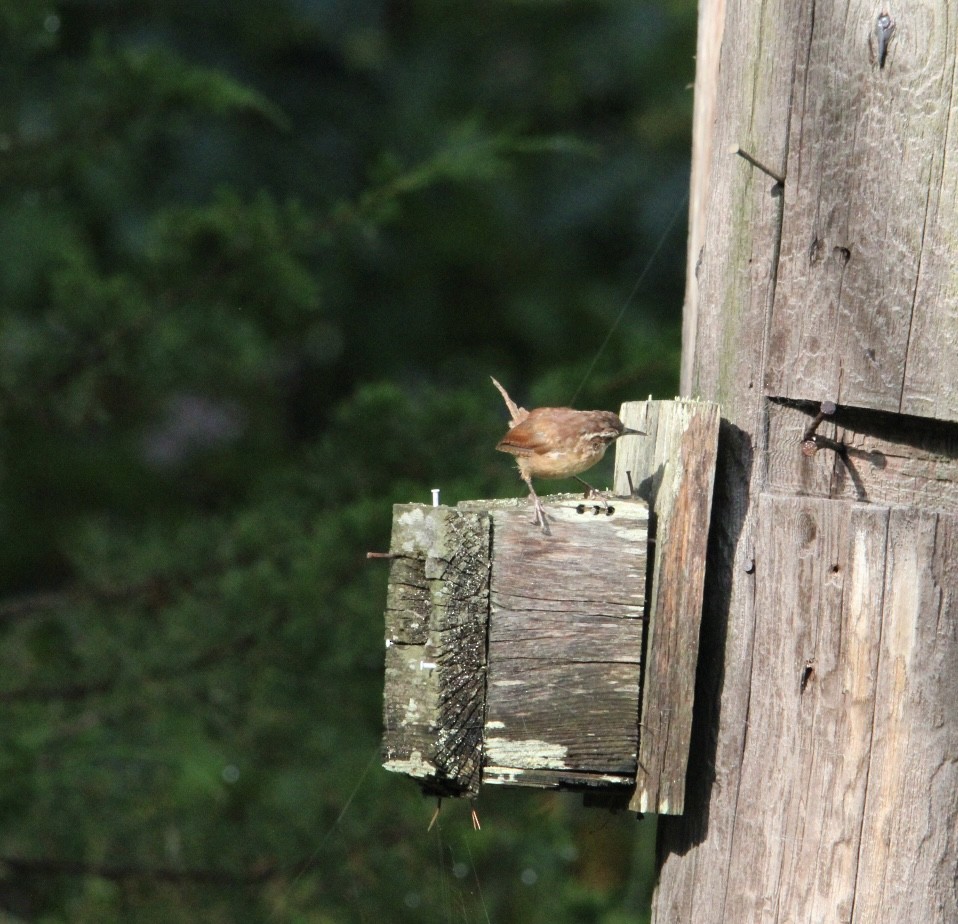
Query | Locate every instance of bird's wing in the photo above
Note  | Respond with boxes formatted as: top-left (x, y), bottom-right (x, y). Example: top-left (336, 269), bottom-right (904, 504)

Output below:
top-left (495, 412), bottom-right (558, 457)
top-left (490, 376), bottom-right (528, 427)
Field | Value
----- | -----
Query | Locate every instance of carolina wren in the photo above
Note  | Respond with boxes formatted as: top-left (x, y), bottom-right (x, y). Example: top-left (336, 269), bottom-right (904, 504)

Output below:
top-left (491, 377), bottom-right (643, 530)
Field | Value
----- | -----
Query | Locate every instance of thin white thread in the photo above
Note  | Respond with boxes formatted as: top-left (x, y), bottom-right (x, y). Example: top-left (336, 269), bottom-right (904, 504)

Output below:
top-left (463, 831), bottom-right (492, 924)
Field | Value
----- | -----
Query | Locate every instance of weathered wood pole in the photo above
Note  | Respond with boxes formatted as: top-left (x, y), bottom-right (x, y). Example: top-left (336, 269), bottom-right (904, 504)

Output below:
top-left (659, 0), bottom-right (958, 921)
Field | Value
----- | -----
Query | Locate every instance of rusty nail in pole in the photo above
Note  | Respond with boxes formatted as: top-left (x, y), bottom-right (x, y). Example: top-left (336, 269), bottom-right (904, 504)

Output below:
top-left (366, 551), bottom-right (397, 560)
top-left (802, 400), bottom-right (837, 451)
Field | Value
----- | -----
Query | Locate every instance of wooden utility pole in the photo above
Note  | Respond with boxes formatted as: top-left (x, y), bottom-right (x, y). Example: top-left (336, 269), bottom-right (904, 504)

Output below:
top-left (659, 0), bottom-right (958, 921)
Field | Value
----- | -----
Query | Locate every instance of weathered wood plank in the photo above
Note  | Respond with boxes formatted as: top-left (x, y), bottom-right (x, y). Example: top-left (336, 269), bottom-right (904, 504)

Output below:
top-left (900, 155), bottom-right (958, 421)
top-left (726, 494), bottom-right (889, 921)
top-left (660, 0), bottom-right (804, 907)
top-left (482, 500), bottom-right (648, 788)
top-left (766, 0), bottom-right (958, 420)
top-left (852, 509), bottom-right (958, 921)
top-left (382, 504), bottom-right (490, 796)
top-left (682, 2), bottom-right (796, 412)
top-left (722, 495), bottom-right (958, 923)
top-left (613, 399), bottom-right (721, 815)
top-left (485, 661), bottom-right (641, 774)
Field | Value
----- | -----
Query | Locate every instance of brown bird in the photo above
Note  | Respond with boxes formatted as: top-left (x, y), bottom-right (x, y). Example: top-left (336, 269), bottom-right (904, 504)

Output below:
top-left (491, 377), bottom-right (644, 530)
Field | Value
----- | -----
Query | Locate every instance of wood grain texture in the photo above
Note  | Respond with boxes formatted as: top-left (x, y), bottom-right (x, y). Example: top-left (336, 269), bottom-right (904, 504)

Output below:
top-left (852, 509), bottom-right (958, 920)
top-left (382, 505), bottom-right (490, 796)
top-left (726, 495), bottom-right (888, 921)
top-left (482, 499), bottom-right (648, 789)
top-left (723, 495), bottom-right (958, 922)
top-left (766, 0), bottom-right (958, 420)
top-left (682, 0), bottom-right (798, 410)
top-left (679, 0), bottom-right (726, 392)
top-left (613, 399), bottom-right (721, 814)
top-left (663, 0), bottom-right (802, 911)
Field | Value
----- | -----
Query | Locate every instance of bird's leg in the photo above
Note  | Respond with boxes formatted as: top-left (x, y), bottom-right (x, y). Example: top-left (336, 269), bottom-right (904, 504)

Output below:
top-left (574, 475), bottom-right (599, 498)
top-left (523, 476), bottom-right (550, 533)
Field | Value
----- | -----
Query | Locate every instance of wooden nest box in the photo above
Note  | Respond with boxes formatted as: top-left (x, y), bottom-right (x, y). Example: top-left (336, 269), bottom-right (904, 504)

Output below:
top-left (381, 399), bottom-right (720, 814)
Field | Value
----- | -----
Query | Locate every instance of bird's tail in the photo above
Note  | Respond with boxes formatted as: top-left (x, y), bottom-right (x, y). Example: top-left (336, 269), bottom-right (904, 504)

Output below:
top-left (490, 376), bottom-right (528, 427)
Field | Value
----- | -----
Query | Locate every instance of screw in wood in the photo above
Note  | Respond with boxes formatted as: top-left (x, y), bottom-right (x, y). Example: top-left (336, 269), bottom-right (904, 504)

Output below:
top-left (876, 13), bottom-right (895, 69)
top-left (728, 144), bottom-right (785, 185)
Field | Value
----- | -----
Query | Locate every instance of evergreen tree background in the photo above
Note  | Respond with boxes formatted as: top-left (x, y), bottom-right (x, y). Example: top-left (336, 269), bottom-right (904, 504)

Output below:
top-left (0, 1), bottom-right (693, 920)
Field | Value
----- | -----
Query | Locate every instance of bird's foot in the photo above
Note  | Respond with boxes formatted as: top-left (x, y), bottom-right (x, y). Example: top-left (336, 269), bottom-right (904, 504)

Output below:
top-left (530, 495), bottom-right (551, 534)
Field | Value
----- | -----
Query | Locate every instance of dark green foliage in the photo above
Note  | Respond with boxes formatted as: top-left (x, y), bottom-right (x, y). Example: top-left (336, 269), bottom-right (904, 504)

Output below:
top-left (0, 0), bottom-right (690, 919)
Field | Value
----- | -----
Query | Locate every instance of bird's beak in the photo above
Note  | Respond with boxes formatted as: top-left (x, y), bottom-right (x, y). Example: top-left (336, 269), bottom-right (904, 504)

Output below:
top-left (621, 427), bottom-right (645, 437)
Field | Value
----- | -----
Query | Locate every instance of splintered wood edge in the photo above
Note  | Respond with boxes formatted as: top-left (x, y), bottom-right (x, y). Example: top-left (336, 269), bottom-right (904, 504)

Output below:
top-left (613, 399), bottom-right (721, 814)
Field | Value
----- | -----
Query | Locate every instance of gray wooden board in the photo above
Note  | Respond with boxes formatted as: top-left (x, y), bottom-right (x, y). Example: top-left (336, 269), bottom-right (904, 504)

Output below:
top-left (765, 0), bottom-right (958, 420)
top-left (853, 507), bottom-right (958, 920)
top-left (725, 494), bottom-right (958, 922)
top-left (613, 399), bottom-right (721, 814)
top-left (481, 499), bottom-right (648, 788)
top-left (663, 0), bottom-right (802, 884)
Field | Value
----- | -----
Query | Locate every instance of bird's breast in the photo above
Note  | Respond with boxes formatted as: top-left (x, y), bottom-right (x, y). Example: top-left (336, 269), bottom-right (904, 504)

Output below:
top-left (518, 443), bottom-right (608, 480)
